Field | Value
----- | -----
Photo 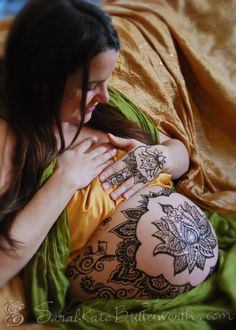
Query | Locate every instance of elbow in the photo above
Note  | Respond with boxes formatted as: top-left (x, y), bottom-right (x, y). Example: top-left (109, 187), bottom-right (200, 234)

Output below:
top-left (163, 139), bottom-right (190, 180)
top-left (181, 142), bottom-right (190, 174)
top-left (178, 144), bottom-right (190, 176)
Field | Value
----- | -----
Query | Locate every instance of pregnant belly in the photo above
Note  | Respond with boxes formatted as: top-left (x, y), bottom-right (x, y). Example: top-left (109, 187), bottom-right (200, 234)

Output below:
top-left (66, 185), bottom-right (218, 300)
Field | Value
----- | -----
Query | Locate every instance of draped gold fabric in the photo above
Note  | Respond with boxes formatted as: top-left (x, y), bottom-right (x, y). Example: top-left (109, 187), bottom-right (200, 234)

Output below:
top-left (0, 0), bottom-right (235, 213)
top-left (103, 0), bottom-right (236, 214)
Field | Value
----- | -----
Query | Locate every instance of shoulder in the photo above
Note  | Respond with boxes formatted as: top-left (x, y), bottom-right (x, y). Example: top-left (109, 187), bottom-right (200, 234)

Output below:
top-left (0, 118), bottom-right (15, 195)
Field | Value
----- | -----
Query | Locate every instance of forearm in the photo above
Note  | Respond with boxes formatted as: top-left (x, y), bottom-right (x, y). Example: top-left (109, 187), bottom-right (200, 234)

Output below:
top-left (0, 169), bottom-right (75, 287)
top-left (161, 139), bottom-right (189, 180)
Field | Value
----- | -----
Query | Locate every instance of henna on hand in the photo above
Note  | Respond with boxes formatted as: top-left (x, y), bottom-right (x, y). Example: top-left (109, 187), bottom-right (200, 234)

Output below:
top-left (106, 145), bottom-right (167, 188)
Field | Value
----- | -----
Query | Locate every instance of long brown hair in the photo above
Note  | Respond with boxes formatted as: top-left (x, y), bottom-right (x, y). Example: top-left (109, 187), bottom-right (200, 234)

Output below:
top-left (90, 103), bottom-right (155, 145)
top-left (0, 1), bottom-right (154, 251)
top-left (0, 0), bottom-right (120, 249)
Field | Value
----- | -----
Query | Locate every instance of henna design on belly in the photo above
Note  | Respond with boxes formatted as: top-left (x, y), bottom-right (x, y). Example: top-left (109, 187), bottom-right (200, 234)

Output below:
top-left (152, 202), bottom-right (217, 275)
top-left (66, 188), bottom-right (198, 299)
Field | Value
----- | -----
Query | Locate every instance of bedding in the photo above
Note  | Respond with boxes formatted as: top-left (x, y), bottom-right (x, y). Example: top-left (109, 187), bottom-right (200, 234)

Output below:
top-left (0, 0), bottom-right (236, 329)
top-left (104, 0), bottom-right (236, 214)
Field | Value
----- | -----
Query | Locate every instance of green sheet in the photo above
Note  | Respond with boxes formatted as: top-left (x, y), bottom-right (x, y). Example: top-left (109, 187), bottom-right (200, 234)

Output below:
top-left (21, 88), bottom-right (236, 329)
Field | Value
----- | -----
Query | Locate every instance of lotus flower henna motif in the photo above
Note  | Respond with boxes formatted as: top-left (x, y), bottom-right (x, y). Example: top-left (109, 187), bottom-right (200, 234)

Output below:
top-left (152, 202), bottom-right (217, 274)
top-left (135, 147), bottom-right (166, 180)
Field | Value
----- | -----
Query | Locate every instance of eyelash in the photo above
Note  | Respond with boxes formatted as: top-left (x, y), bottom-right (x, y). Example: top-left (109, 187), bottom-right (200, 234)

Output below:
top-left (86, 83), bottom-right (97, 91)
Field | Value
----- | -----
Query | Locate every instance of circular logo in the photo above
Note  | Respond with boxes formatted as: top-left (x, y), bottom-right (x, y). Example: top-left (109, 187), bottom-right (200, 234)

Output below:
top-left (4, 301), bottom-right (25, 327)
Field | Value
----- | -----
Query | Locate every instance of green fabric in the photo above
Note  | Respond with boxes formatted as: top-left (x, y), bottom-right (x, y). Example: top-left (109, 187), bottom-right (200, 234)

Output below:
top-left (23, 89), bottom-right (236, 329)
top-left (108, 87), bottom-right (160, 143)
top-left (24, 160), bottom-right (72, 318)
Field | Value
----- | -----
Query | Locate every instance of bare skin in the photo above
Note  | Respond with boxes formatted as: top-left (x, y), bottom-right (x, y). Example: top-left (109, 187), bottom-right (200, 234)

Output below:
top-left (0, 120), bottom-right (115, 286)
top-left (0, 119), bottom-right (218, 294)
top-left (0, 50), bottom-right (118, 286)
top-left (66, 185), bottom-right (218, 300)
top-left (63, 127), bottom-right (218, 300)
top-left (0, 49), bottom-right (217, 293)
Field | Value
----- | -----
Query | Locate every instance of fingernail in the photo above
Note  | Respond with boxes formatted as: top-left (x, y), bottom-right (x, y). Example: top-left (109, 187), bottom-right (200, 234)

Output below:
top-left (100, 175), bottom-right (105, 181)
top-left (123, 194), bottom-right (128, 200)
top-left (111, 148), bottom-right (116, 155)
top-left (103, 183), bottom-right (110, 191)
top-left (111, 192), bottom-right (117, 199)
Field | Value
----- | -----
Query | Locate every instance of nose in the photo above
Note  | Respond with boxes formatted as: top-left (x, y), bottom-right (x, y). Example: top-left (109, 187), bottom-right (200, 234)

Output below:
top-left (96, 82), bottom-right (110, 104)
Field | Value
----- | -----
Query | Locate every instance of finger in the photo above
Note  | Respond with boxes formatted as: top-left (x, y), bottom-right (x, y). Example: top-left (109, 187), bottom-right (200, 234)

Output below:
top-left (89, 144), bottom-right (116, 159)
top-left (107, 133), bottom-right (136, 151)
top-left (92, 160), bottom-right (114, 183)
top-left (102, 169), bottom-right (132, 191)
top-left (74, 136), bottom-right (98, 153)
top-left (109, 176), bottom-right (135, 200)
top-left (94, 148), bottom-right (117, 166)
top-left (99, 159), bottom-right (127, 182)
top-left (96, 159), bottom-right (114, 172)
top-left (122, 182), bottom-right (145, 200)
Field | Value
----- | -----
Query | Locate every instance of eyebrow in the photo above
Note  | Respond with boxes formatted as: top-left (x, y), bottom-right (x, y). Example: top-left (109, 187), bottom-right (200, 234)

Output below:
top-left (88, 79), bottom-right (107, 84)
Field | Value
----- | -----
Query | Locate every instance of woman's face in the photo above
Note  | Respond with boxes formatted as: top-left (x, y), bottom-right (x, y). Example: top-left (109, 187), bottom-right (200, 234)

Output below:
top-left (60, 49), bottom-right (118, 125)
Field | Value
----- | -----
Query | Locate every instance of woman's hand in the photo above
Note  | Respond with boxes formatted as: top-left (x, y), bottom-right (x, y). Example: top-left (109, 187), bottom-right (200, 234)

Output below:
top-left (56, 136), bottom-right (117, 191)
top-left (99, 134), bottom-right (169, 200)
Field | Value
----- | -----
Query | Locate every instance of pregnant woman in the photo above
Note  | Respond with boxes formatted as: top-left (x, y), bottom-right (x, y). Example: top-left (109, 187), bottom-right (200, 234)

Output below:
top-left (0, 0), bottom-right (218, 311)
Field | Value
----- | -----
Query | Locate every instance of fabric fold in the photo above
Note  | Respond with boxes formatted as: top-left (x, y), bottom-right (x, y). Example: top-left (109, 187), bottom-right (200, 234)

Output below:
top-left (103, 0), bottom-right (236, 213)
top-left (22, 88), bottom-right (236, 330)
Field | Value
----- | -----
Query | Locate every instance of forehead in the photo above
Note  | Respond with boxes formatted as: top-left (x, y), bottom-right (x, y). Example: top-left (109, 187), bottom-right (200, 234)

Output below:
top-left (89, 49), bottom-right (118, 80)
top-left (65, 49), bottom-right (118, 88)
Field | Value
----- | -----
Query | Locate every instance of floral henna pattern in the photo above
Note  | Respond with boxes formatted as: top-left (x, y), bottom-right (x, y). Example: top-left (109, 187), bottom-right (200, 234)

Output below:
top-left (79, 276), bottom-right (136, 298)
top-left (106, 146), bottom-right (166, 187)
top-left (152, 202), bottom-right (217, 275)
top-left (135, 147), bottom-right (166, 180)
top-left (66, 188), bottom-right (195, 299)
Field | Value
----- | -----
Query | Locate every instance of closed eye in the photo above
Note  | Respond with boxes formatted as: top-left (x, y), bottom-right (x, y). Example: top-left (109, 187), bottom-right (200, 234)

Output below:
top-left (86, 78), bottom-right (108, 91)
top-left (87, 82), bottom-right (98, 91)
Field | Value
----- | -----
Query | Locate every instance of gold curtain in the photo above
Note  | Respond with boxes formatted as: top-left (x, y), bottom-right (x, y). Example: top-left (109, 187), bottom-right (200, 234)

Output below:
top-left (102, 0), bottom-right (236, 214)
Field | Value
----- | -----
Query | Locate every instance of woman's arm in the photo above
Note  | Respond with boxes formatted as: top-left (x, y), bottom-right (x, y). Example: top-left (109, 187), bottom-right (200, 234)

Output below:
top-left (99, 132), bottom-right (190, 200)
top-left (0, 169), bottom-right (76, 287)
top-left (0, 122), bottom-right (116, 287)
top-left (158, 131), bottom-right (189, 179)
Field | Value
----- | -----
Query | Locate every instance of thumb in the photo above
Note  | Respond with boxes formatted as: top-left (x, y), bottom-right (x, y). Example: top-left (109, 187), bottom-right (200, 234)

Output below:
top-left (107, 133), bottom-right (135, 150)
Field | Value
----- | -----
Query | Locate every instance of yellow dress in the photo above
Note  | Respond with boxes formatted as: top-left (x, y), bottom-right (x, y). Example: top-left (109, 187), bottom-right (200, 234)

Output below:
top-left (67, 149), bottom-right (172, 263)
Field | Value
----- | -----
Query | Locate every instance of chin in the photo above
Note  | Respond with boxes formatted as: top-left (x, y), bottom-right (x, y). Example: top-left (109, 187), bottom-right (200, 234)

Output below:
top-left (83, 112), bottom-right (93, 124)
